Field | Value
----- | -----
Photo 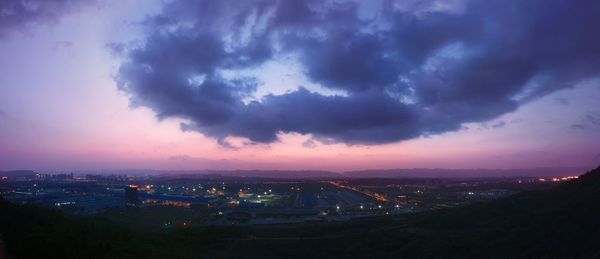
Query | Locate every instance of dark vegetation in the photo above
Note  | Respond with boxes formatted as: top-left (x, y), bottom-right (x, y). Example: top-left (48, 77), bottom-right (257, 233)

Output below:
top-left (1, 166), bottom-right (600, 258)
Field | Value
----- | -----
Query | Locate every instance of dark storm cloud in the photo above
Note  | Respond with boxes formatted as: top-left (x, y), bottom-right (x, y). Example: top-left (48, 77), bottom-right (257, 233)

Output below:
top-left (113, 0), bottom-right (600, 144)
top-left (0, 0), bottom-right (94, 37)
top-left (181, 88), bottom-right (419, 143)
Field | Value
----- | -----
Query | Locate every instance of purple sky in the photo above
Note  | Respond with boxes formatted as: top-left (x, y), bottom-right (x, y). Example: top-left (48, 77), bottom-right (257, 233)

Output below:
top-left (0, 0), bottom-right (599, 171)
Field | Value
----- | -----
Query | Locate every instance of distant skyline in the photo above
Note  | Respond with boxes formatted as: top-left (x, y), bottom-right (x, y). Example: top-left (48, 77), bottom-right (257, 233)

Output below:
top-left (1, 0), bottom-right (599, 171)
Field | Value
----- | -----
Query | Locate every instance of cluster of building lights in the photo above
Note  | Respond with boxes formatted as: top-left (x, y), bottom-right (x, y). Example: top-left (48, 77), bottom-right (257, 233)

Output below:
top-left (55, 201), bottom-right (76, 206)
top-left (538, 176), bottom-right (579, 182)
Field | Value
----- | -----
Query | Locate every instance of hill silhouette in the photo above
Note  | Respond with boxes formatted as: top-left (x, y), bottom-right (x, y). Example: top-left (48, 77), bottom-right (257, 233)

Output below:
top-left (1, 166), bottom-right (599, 258)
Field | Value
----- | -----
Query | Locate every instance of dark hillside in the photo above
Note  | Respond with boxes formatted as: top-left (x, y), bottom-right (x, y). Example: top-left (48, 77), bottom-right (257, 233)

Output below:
top-left (399, 166), bottom-right (600, 258)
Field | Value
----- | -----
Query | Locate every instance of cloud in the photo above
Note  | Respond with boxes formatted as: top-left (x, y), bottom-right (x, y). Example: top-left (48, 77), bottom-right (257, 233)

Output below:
top-left (51, 40), bottom-right (72, 51)
top-left (584, 112), bottom-right (600, 126)
top-left (0, 0), bottom-right (95, 37)
top-left (554, 98), bottom-right (569, 106)
top-left (112, 0), bottom-right (600, 145)
top-left (570, 124), bottom-right (586, 130)
top-left (570, 112), bottom-right (600, 130)
top-left (491, 121), bottom-right (507, 129)
top-left (302, 139), bottom-right (317, 149)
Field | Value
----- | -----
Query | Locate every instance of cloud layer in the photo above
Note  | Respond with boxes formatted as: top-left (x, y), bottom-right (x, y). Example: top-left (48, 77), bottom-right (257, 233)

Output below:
top-left (0, 0), bottom-right (94, 37)
top-left (113, 0), bottom-right (600, 145)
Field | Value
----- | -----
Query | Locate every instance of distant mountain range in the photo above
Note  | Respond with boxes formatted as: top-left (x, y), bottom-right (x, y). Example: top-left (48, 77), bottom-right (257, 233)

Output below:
top-left (1, 167), bottom-right (591, 179)
top-left (342, 167), bottom-right (590, 178)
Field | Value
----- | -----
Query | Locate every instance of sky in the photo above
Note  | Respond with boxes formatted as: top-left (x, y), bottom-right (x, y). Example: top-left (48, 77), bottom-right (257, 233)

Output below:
top-left (0, 0), bottom-right (599, 172)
